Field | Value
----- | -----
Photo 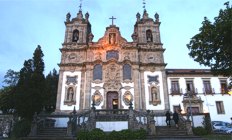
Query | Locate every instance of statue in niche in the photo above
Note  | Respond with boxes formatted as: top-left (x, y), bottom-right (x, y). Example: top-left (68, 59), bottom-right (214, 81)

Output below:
top-left (146, 30), bottom-right (153, 42)
top-left (67, 87), bottom-right (74, 101)
top-left (149, 85), bottom-right (161, 106)
top-left (72, 30), bottom-right (79, 42)
top-left (151, 87), bottom-right (158, 101)
top-left (109, 33), bottom-right (116, 44)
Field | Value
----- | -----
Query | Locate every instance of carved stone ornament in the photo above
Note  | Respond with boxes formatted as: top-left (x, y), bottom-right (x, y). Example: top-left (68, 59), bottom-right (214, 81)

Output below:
top-left (147, 75), bottom-right (159, 84)
top-left (123, 91), bottom-right (133, 106)
top-left (105, 63), bottom-right (120, 81)
top-left (66, 76), bottom-right (78, 85)
top-left (92, 90), bottom-right (103, 106)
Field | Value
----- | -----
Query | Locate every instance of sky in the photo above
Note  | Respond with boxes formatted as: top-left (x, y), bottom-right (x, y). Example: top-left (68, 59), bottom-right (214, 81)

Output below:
top-left (0, 0), bottom-right (230, 88)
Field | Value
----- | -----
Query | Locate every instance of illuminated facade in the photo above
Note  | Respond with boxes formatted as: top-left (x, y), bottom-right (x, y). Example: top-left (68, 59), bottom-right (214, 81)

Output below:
top-left (55, 8), bottom-right (231, 123)
top-left (56, 9), bottom-right (169, 113)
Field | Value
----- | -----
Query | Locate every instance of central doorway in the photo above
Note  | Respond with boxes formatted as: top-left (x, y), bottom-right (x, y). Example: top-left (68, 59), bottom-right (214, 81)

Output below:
top-left (107, 91), bottom-right (118, 109)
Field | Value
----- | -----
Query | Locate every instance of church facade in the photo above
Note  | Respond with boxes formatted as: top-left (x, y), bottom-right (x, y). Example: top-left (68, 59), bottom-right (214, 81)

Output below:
top-left (55, 8), bottom-right (232, 123)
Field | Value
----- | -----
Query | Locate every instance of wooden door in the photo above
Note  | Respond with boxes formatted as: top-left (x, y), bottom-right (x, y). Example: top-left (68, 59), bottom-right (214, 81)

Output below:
top-left (107, 92), bottom-right (118, 109)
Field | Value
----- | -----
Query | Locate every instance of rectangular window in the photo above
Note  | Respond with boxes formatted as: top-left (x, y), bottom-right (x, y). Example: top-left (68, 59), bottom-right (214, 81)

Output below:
top-left (203, 80), bottom-right (212, 94)
top-left (220, 80), bottom-right (228, 94)
top-left (216, 101), bottom-right (225, 114)
top-left (186, 81), bottom-right (195, 93)
top-left (171, 81), bottom-right (180, 94)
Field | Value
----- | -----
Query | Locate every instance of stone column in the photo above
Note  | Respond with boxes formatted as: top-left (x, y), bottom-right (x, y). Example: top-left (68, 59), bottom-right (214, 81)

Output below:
top-left (133, 66), bottom-right (140, 110)
top-left (84, 65), bottom-right (92, 109)
top-left (128, 105), bottom-right (134, 130)
top-left (55, 70), bottom-right (64, 111)
top-left (161, 69), bottom-right (170, 110)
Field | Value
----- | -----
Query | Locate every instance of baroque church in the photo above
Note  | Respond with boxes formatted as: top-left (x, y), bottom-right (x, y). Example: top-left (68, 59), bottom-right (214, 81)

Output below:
top-left (55, 5), bottom-right (232, 124)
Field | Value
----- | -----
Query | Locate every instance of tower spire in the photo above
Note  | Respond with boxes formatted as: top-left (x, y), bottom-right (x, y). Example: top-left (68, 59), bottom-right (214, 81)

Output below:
top-left (143, 0), bottom-right (146, 10)
top-left (79, 0), bottom-right (83, 11)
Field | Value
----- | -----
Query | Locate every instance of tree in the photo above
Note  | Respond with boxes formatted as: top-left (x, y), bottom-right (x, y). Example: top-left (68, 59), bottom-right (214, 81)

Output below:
top-left (187, 2), bottom-right (232, 79)
top-left (44, 69), bottom-right (59, 112)
top-left (15, 45), bottom-right (46, 119)
top-left (0, 69), bottom-right (19, 114)
top-left (3, 69), bottom-right (19, 87)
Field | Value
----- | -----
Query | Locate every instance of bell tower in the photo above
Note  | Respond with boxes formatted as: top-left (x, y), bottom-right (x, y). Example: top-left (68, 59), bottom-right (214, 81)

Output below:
top-left (64, 9), bottom-right (94, 44)
top-left (131, 10), bottom-right (161, 44)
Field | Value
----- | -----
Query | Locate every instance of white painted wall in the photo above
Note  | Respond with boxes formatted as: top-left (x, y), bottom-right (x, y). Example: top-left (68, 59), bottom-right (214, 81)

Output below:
top-left (60, 71), bottom-right (81, 111)
top-left (144, 71), bottom-right (165, 110)
top-left (96, 121), bottom-right (128, 131)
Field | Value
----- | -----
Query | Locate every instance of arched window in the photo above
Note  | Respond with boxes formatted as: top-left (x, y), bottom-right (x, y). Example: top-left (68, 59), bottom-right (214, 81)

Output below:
top-left (146, 29), bottom-right (153, 42)
top-left (123, 64), bottom-right (132, 80)
top-left (72, 29), bottom-right (79, 42)
top-left (93, 64), bottom-right (102, 80)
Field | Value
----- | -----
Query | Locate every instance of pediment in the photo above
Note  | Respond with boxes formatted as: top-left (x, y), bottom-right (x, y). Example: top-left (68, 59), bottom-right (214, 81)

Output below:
top-left (97, 25), bottom-right (127, 47)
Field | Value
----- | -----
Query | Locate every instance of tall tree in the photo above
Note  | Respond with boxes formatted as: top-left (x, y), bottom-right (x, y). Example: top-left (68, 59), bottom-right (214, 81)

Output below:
top-left (15, 45), bottom-right (46, 119)
top-left (44, 69), bottom-right (59, 112)
top-left (187, 2), bottom-right (232, 78)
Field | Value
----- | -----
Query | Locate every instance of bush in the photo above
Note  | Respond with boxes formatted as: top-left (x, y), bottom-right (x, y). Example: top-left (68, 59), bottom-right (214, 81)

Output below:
top-left (77, 128), bottom-right (106, 140)
top-left (193, 127), bottom-right (208, 136)
top-left (10, 119), bottom-right (31, 138)
top-left (77, 128), bottom-right (147, 140)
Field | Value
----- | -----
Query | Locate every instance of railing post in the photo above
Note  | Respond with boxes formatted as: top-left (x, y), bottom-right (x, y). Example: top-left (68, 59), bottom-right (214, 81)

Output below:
top-left (128, 101), bottom-right (134, 130)
top-left (29, 112), bottom-right (38, 136)
top-left (185, 120), bottom-right (193, 135)
top-left (147, 110), bottom-right (156, 135)
top-left (67, 115), bottom-right (73, 136)
top-left (88, 103), bottom-right (96, 131)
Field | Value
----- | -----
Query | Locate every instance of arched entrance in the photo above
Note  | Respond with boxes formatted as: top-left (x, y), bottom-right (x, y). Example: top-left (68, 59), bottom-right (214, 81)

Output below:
top-left (107, 91), bottom-right (118, 109)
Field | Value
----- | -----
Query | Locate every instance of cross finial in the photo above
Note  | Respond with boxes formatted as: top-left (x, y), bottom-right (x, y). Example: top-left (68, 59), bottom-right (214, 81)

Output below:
top-left (109, 16), bottom-right (116, 25)
top-left (79, 0), bottom-right (82, 11)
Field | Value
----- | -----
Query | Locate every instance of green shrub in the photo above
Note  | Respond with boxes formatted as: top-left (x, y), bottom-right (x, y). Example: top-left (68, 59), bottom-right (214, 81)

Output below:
top-left (193, 127), bottom-right (208, 136)
top-left (10, 119), bottom-right (31, 138)
top-left (77, 128), bottom-right (147, 140)
top-left (77, 129), bottom-right (89, 140)
top-left (134, 128), bottom-right (147, 139)
top-left (77, 128), bottom-right (106, 140)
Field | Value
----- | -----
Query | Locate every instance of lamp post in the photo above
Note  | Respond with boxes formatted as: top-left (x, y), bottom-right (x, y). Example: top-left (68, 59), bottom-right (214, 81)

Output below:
top-left (187, 91), bottom-right (194, 128)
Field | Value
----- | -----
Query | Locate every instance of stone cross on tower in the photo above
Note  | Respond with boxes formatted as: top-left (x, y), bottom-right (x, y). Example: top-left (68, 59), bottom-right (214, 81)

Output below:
top-left (79, 0), bottom-right (82, 11)
top-left (109, 16), bottom-right (116, 25)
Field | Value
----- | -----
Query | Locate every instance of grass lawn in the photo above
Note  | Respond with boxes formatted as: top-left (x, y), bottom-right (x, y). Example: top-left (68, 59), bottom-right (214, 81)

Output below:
top-left (202, 134), bottom-right (232, 140)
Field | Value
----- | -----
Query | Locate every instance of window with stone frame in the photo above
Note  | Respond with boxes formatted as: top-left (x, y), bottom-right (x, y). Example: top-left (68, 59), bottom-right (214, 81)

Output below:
top-left (171, 80), bottom-right (180, 94)
top-left (123, 64), bottom-right (132, 80)
top-left (186, 80), bottom-right (195, 94)
top-left (216, 101), bottom-right (225, 114)
top-left (93, 64), bottom-right (102, 80)
top-left (220, 80), bottom-right (228, 94)
top-left (203, 80), bottom-right (212, 94)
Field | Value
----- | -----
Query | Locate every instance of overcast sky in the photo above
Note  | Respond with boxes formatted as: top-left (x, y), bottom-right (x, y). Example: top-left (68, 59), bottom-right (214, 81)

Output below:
top-left (0, 0), bottom-right (230, 87)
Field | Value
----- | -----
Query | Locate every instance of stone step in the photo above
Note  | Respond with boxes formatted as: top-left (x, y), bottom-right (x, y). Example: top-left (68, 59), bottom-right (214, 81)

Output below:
top-left (156, 126), bottom-right (187, 136)
top-left (37, 127), bottom-right (67, 136)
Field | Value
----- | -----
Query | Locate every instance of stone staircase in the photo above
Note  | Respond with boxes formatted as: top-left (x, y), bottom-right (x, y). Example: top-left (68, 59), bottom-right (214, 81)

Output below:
top-left (146, 126), bottom-right (206, 140)
top-left (22, 127), bottom-right (75, 140)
